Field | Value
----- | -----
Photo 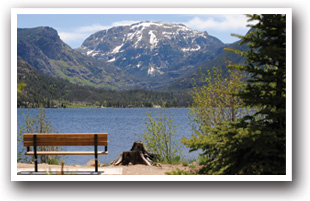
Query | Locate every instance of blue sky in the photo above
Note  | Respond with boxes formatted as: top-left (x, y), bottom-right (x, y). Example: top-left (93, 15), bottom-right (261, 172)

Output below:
top-left (17, 14), bottom-right (251, 49)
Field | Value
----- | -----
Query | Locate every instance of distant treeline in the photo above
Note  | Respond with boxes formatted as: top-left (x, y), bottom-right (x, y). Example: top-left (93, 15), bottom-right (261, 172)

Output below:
top-left (17, 58), bottom-right (192, 108)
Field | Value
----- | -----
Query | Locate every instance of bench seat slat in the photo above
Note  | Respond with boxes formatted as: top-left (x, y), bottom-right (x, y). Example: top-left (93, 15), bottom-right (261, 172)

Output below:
top-left (24, 141), bottom-right (108, 146)
top-left (24, 137), bottom-right (108, 141)
top-left (25, 151), bottom-right (108, 155)
top-left (23, 133), bottom-right (108, 146)
top-left (24, 133), bottom-right (108, 138)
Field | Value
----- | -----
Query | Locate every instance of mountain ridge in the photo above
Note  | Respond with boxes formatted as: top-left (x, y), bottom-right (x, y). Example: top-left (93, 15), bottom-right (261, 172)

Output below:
top-left (17, 26), bottom-right (147, 90)
top-left (76, 21), bottom-right (225, 88)
top-left (17, 22), bottom-right (248, 91)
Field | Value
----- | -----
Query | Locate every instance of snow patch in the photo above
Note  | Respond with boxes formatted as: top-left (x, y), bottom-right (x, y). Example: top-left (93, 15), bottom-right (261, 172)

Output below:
top-left (147, 66), bottom-right (164, 76)
top-left (107, 57), bottom-right (116, 62)
top-left (112, 44), bottom-right (123, 54)
top-left (92, 52), bottom-right (99, 57)
top-left (181, 45), bottom-right (201, 52)
top-left (134, 33), bottom-right (143, 48)
top-left (131, 21), bottom-right (164, 30)
top-left (86, 49), bottom-right (101, 57)
top-left (149, 30), bottom-right (158, 49)
top-left (177, 26), bottom-right (193, 32)
top-left (87, 50), bottom-right (94, 56)
top-left (147, 66), bottom-right (155, 75)
top-left (136, 61), bottom-right (142, 68)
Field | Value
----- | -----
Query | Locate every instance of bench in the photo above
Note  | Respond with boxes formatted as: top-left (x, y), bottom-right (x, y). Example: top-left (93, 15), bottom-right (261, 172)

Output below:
top-left (23, 133), bottom-right (108, 172)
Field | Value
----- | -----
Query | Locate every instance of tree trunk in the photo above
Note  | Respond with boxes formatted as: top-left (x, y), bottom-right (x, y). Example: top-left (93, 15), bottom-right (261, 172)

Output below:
top-left (110, 141), bottom-right (156, 166)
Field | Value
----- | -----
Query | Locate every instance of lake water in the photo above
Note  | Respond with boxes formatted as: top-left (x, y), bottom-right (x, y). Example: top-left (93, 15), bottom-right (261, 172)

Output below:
top-left (17, 108), bottom-right (200, 165)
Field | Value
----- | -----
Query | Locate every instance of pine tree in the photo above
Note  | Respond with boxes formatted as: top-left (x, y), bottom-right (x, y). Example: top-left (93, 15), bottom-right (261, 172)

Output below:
top-left (226, 14), bottom-right (286, 174)
top-left (182, 14), bottom-right (287, 175)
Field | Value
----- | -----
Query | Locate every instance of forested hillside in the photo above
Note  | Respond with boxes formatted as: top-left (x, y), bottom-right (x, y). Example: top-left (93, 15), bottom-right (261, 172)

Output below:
top-left (166, 39), bottom-right (249, 90)
top-left (17, 58), bottom-right (192, 108)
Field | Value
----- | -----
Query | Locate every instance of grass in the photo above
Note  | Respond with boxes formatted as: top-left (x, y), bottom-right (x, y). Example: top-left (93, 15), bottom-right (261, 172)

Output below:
top-left (189, 164), bottom-right (196, 168)
top-left (165, 168), bottom-right (198, 175)
top-left (154, 155), bottom-right (199, 166)
top-left (160, 157), bottom-right (200, 175)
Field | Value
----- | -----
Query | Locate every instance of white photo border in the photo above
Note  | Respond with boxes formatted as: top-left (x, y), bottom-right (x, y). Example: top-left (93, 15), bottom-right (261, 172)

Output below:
top-left (11, 7), bottom-right (292, 181)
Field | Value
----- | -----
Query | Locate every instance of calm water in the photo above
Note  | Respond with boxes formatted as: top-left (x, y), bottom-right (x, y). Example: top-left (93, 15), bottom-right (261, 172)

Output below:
top-left (17, 108), bottom-right (200, 165)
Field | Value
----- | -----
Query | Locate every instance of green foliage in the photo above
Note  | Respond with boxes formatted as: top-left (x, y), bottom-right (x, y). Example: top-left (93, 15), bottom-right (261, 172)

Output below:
top-left (188, 164), bottom-right (196, 168)
top-left (183, 66), bottom-right (247, 141)
top-left (18, 107), bottom-right (62, 164)
top-left (182, 66), bottom-right (248, 174)
top-left (227, 14), bottom-right (286, 175)
top-left (17, 81), bottom-right (26, 95)
top-left (138, 109), bottom-right (183, 163)
top-left (188, 67), bottom-right (247, 136)
top-left (183, 14), bottom-right (287, 175)
top-left (165, 168), bottom-right (197, 175)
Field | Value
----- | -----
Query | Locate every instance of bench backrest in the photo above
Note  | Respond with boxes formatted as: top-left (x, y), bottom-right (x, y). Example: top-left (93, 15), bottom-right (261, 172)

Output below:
top-left (23, 133), bottom-right (108, 146)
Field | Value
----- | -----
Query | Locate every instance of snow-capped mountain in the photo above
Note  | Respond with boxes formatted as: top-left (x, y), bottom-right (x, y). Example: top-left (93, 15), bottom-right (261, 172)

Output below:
top-left (76, 21), bottom-right (225, 80)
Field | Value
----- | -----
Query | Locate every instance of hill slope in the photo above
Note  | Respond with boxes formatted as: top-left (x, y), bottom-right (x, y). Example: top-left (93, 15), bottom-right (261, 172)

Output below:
top-left (166, 39), bottom-right (249, 90)
top-left (17, 27), bottom-right (145, 90)
top-left (17, 58), bottom-right (191, 108)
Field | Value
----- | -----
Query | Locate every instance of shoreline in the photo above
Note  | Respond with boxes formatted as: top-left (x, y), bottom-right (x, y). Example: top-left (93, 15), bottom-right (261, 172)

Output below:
top-left (17, 106), bottom-right (190, 109)
top-left (17, 162), bottom-right (201, 175)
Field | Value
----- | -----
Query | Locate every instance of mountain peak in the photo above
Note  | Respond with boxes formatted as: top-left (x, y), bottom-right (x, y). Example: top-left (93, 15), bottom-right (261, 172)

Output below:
top-left (77, 21), bottom-right (223, 80)
top-left (128, 21), bottom-right (198, 33)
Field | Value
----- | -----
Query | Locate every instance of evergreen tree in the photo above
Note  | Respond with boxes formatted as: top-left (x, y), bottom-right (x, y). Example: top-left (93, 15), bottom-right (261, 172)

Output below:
top-left (227, 14), bottom-right (286, 174)
top-left (182, 14), bottom-right (287, 175)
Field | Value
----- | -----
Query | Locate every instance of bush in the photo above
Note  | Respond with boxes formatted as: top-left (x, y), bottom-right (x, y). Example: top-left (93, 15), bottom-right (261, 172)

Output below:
top-left (138, 109), bottom-right (183, 164)
top-left (18, 107), bottom-right (62, 164)
top-left (165, 168), bottom-right (197, 175)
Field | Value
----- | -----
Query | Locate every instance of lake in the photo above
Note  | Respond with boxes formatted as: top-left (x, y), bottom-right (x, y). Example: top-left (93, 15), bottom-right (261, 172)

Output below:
top-left (17, 108), bottom-right (200, 165)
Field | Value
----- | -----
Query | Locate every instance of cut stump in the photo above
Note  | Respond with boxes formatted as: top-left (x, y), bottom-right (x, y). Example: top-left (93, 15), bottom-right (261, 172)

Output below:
top-left (110, 141), bottom-right (156, 166)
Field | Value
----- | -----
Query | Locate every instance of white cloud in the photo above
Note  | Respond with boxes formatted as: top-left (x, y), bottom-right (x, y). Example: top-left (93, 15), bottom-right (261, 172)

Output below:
top-left (58, 20), bottom-right (139, 47)
top-left (58, 32), bottom-right (89, 43)
top-left (74, 20), bottom-right (138, 34)
top-left (184, 15), bottom-right (249, 31)
top-left (75, 24), bottom-right (109, 33)
top-left (111, 20), bottom-right (139, 27)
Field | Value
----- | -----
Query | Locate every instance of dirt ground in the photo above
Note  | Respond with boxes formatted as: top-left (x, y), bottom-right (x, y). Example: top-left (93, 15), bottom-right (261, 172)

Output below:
top-left (17, 162), bottom-right (201, 175)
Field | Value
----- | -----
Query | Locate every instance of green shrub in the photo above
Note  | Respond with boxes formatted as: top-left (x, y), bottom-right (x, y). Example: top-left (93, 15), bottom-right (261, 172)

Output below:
top-left (138, 109), bottom-right (183, 164)
top-left (18, 107), bottom-right (62, 164)
top-left (165, 168), bottom-right (197, 175)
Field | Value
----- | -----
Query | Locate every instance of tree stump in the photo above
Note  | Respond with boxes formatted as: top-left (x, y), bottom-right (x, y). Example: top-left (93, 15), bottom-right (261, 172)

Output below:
top-left (110, 141), bottom-right (156, 166)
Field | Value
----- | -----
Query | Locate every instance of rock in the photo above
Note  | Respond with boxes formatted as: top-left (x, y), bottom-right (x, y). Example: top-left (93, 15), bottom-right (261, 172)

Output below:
top-left (85, 159), bottom-right (100, 167)
top-left (156, 163), bottom-right (162, 168)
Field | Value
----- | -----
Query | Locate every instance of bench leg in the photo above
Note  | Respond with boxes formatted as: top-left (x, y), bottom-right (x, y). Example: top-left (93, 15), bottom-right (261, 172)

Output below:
top-left (33, 134), bottom-right (38, 172)
top-left (94, 134), bottom-right (98, 172)
top-left (34, 158), bottom-right (38, 172)
top-left (95, 159), bottom-right (98, 172)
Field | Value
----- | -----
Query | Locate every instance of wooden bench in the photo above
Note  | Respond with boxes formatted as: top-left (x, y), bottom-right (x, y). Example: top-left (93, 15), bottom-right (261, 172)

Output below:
top-left (23, 133), bottom-right (108, 172)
